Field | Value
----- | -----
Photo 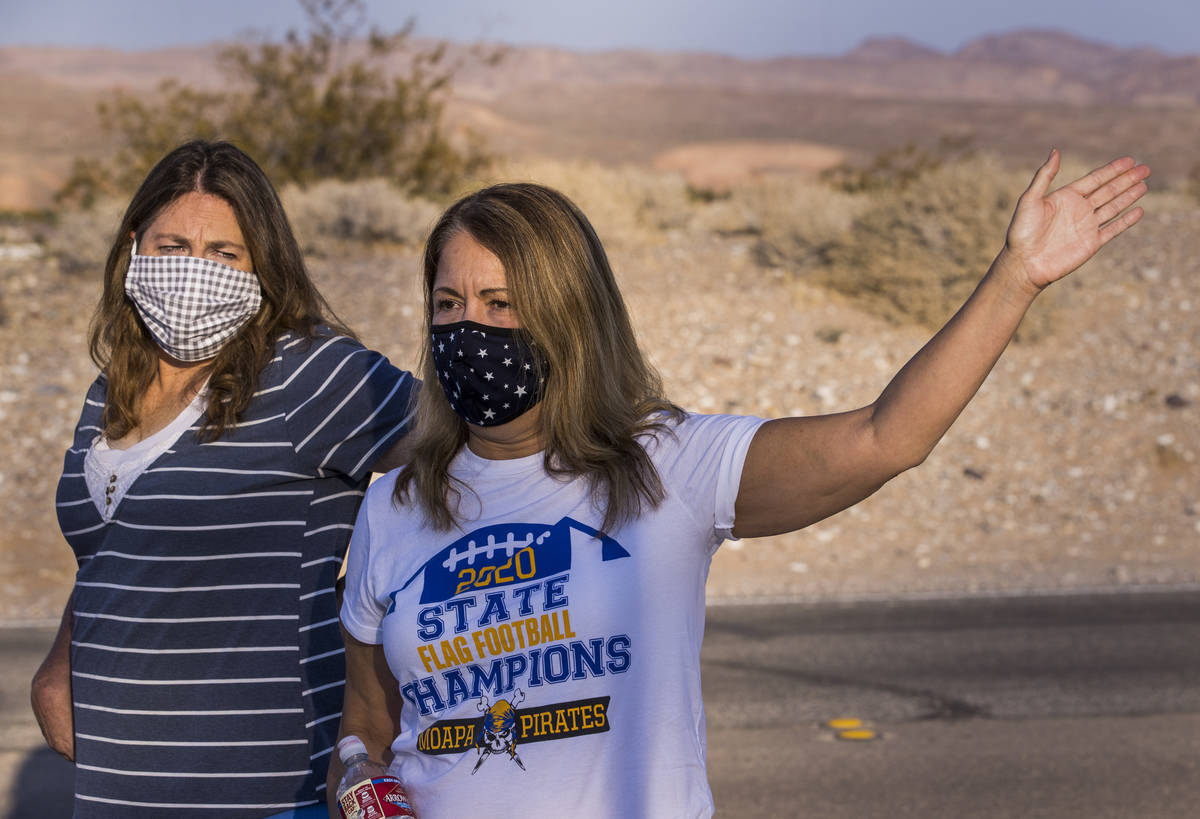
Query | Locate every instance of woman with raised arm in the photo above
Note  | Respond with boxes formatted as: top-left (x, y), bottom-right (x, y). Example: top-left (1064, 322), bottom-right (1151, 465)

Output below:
top-left (32, 140), bottom-right (418, 819)
top-left (330, 150), bottom-right (1147, 817)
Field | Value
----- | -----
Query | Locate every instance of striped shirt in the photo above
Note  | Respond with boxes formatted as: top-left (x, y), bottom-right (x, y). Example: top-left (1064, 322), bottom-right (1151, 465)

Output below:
top-left (55, 332), bottom-right (416, 818)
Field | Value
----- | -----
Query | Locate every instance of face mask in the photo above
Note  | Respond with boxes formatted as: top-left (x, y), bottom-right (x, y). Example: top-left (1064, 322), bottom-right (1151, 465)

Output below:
top-left (431, 320), bottom-right (546, 427)
top-left (124, 240), bottom-right (262, 362)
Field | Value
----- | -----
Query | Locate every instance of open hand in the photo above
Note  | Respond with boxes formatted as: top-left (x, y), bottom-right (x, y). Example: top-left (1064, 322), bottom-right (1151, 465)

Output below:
top-left (1003, 149), bottom-right (1149, 292)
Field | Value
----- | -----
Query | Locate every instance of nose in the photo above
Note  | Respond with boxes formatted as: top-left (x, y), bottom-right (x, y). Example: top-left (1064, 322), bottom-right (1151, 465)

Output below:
top-left (463, 299), bottom-right (488, 324)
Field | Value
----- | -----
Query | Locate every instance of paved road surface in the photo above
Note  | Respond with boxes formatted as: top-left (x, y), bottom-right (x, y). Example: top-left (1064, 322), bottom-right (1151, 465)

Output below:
top-left (3, 589), bottom-right (1198, 817)
top-left (703, 590), bottom-right (1200, 817)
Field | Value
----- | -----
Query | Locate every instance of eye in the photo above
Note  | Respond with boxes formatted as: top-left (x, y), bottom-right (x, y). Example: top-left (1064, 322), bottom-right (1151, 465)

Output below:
top-left (158, 244), bottom-right (186, 254)
top-left (215, 250), bottom-right (237, 261)
top-left (489, 298), bottom-right (511, 310)
top-left (434, 298), bottom-right (459, 312)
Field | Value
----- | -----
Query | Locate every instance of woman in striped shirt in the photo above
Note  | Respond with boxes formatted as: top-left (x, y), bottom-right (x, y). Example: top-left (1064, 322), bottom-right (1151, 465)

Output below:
top-left (33, 140), bottom-right (418, 818)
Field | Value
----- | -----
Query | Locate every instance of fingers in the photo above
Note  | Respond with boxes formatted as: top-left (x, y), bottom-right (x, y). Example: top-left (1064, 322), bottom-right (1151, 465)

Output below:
top-left (1025, 147), bottom-right (1061, 199)
top-left (1093, 181), bottom-right (1148, 224)
top-left (1087, 163), bottom-right (1151, 210)
top-left (1098, 206), bottom-right (1145, 246)
top-left (1065, 155), bottom-right (1138, 197)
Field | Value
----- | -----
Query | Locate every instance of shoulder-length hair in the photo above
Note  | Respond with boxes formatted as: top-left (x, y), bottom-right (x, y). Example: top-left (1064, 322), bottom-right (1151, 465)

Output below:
top-left (395, 182), bottom-right (684, 533)
top-left (90, 139), bottom-right (351, 440)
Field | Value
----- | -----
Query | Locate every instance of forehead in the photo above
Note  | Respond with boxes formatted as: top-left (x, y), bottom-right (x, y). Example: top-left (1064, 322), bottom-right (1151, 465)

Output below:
top-left (433, 230), bottom-right (507, 290)
top-left (146, 192), bottom-right (243, 239)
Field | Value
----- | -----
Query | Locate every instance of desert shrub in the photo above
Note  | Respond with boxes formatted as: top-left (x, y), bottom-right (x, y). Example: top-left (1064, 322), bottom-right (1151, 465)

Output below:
top-left (1186, 162), bottom-right (1200, 204)
top-left (57, 0), bottom-right (491, 207)
top-left (479, 158), bottom-right (694, 241)
top-left (687, 193), bottom-right (761, 238)
top-left (42, 198), bottom-right (128, 277)
top-left (281, 178), bottom-right (442, 251)
top-left (730, 177), bottom-right (871, 267)
top-left (741, 151), bottom-right (1058, 337)
top-left (820, 135), bottom-right (975, 194)
top-left (815, 155), bottom-right (1055, 333)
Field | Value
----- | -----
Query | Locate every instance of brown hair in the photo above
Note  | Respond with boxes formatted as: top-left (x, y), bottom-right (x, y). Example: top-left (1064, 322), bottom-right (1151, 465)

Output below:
top-left (395, 182), bottom-right (684, 533)
top-left (90, 140), bottom-right (351, 440)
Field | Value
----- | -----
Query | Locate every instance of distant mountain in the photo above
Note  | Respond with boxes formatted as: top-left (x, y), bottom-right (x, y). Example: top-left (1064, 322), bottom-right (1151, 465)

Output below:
top-left (1, 28), bottom-right (1198, 211)
top-left (847, 36), bottom-right (943, 61)
top-left (0, 44), bottom-right (224, 90)
top-left (955, 28), bottom-right (1155, 69)
top-left (1, 29), bottom-right (1196, 107)
top-left (449, 28), bottom-right (1199, 107)
top-left (951, 28), bottom-right (1200, 108)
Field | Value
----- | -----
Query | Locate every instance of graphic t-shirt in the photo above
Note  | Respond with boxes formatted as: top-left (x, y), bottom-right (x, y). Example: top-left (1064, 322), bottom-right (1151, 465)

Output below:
top-left (341, 412), bottom-right (765, 818)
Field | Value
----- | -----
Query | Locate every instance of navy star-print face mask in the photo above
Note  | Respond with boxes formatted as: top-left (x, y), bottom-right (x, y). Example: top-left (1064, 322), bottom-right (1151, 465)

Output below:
top-left (431, 320), bottom-right (547, 427)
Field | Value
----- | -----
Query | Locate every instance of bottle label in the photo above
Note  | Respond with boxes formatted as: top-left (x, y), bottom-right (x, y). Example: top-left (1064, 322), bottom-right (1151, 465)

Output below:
top-left (338, 775), bottom-right (416, 819)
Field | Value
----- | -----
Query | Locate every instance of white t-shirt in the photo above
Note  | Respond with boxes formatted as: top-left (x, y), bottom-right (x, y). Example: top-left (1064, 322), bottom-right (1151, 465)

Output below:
top-left (341, 412), bottom-right (765, 819)
top-left (83, 390), bottom-right (207, 520)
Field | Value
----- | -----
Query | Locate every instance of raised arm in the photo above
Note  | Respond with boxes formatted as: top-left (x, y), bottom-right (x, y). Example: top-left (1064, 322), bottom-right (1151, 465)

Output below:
top-left (733, 150), bottom-right (1149, 538)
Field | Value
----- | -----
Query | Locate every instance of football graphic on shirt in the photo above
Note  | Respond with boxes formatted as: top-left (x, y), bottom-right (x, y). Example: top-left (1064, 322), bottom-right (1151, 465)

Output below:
top-left (400, 516), bottom-right (631, 758)
top-left (397, 516), bottom-right (631, 606)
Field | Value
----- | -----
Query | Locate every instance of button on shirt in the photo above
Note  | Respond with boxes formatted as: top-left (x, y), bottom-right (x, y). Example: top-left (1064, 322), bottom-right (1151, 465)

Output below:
top-left (83, 389), bottom-right (207, 520)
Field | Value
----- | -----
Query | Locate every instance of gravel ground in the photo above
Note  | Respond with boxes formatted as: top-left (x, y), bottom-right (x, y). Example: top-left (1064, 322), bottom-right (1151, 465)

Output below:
top-left (1, 201), bottom-right (1197, 623)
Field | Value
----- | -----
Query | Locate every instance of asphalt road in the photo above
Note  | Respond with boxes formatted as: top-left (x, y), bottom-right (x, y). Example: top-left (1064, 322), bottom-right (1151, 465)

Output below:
top-left (703, 590), bottom-right (1200, 818)
top-left (3, 589), bottom-right (1198, 817)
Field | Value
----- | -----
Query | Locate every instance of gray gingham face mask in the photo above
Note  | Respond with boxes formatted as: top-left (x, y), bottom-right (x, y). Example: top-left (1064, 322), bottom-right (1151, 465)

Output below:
top-left (124, 239), bottom-right (262, 362)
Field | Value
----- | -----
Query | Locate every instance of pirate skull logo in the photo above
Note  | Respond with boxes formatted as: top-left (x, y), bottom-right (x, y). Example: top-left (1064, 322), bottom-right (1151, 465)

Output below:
top-left (472, 690), bottom-right (526, 773)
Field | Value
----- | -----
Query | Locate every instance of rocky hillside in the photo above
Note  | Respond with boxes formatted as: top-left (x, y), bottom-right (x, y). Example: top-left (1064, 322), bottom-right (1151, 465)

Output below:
top-left (3, 29), bottom-right (1200, 211)
top-left (1, 160), bottom-right (1196, 622)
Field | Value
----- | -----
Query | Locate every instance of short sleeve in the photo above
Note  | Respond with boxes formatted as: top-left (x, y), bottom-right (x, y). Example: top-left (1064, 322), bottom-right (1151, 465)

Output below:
top-left (652, 413), bottom-right (766, 548)
top-left (282, 335), bottom-right (417, 479)
top-left (340, 483), bottom-right (388, 644)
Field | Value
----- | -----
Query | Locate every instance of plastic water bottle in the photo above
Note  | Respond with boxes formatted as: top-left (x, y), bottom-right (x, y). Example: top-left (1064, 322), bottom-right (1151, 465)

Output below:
top-left (335, 735), bottom-right (416, 819)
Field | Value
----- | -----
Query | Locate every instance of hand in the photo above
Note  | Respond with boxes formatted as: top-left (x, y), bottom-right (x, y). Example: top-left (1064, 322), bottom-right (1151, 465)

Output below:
top-left (1002, 149), bottom-right (1149, 292)
top-left (31, 664), bottom-right (74, 761)
top-left (31, 602), bottom-right (74, 761)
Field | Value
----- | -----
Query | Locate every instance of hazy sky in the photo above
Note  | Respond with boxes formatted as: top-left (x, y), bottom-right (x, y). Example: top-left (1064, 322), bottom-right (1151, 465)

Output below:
top-left (1, 0), bottom-right (1193, 57)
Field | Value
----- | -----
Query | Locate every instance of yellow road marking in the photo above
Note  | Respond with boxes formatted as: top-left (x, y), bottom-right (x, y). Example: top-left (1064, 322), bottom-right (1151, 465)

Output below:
top-left (837, 728), bottom-right (879, 741)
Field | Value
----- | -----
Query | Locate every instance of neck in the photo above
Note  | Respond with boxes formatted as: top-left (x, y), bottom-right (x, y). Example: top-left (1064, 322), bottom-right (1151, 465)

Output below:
top-left (153, 348), bottom-right (211, 397)
top-left (464, 405), bottom-right (544, 460)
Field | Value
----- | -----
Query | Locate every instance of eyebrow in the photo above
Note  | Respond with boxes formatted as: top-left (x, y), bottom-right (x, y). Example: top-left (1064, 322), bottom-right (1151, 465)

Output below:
top-left (149, 232), bottom-right (247, 253)
top-left (433, 286), bottom-right (509, 297)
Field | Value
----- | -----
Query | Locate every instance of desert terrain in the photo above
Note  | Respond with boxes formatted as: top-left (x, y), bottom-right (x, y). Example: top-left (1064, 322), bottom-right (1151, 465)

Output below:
top-left (0, 30), bottom-right (1197, 622)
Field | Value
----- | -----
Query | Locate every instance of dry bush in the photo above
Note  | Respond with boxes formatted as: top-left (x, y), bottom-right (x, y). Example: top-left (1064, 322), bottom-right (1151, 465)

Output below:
top-left (724, 176), bottom-right (871, 267)
top-left (57, 0), bottom-right (490, 207)
top-left (813, 155), bottom-right (1029, 330)
top-left (1188, 162), bottom-right (1200, 204)
top-left (738, 153), bottom-right (1060, 338)
top-left (820, 135), bottom-right (976, 194)
top-left (476, 158), bottom-right (694, 242)
top-left (42, 198), bottom-right (127, 276)
top-left (281, 178), bottom-right (441, 252)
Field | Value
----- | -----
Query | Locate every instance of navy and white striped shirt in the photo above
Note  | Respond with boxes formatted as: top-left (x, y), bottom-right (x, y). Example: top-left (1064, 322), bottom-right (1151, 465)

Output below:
top-left (55, 332), bottom-right (416, 818)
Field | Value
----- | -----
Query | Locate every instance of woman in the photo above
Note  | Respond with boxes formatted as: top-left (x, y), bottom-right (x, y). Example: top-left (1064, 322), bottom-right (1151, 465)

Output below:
top-left (32, 140), bottom-right (417, 818)
top-left (331, 150), bottom-right (1148, 817)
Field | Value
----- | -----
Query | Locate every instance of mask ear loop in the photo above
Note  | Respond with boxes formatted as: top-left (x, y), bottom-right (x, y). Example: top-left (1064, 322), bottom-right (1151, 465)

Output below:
top-left (130, 237), bottom-right (138, 258)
